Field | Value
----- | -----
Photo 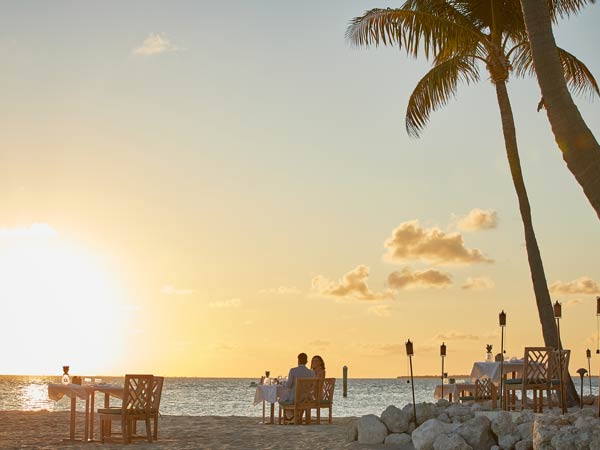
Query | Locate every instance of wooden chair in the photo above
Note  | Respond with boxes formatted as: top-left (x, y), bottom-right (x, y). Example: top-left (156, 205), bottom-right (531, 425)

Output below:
top-left (98, 374), bottom-right (154, 443)
top-left (278, 377), bottom-right (320, 425)
top-left (503, 347), bottom-right (552, 413)
top-left (548, 349), bottom-right (570, 409)
top-left (459, 378), bottom-right (496, 408)
top-left (316, 378), bottom-right (336, 424)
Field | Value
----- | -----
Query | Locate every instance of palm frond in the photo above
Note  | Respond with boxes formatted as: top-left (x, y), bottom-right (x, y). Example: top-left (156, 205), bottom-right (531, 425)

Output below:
top-left (547, 0), bottom-right (595, 21)
top-left (511, 42), bottom-right (599, 99)
top-left (557, 47), bottom-right (600, 99)
top-left (406, 56), bottom-right (480, 137)
top-left (346, 8), bottom-right (482, 60)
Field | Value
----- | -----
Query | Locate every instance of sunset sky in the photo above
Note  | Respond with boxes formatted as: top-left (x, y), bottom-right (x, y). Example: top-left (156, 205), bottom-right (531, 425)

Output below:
top-left (1, 1), bottom-right (599, 379)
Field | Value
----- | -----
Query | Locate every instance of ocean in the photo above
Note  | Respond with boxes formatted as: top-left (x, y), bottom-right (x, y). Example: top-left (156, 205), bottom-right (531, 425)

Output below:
top-left (1, 376), bottom-right (597, 417)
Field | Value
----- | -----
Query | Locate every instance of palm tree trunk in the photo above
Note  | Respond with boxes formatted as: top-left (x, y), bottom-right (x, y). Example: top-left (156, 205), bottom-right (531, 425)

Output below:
top-left (494, 81), bottom-right (579, 407)
top-left (520, 0), bottom-right (600, 221)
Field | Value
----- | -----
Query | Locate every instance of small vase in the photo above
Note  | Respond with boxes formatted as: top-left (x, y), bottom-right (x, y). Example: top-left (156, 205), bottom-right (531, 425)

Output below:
top-left (62, 366), bottom-right (70, 385)
top-left (486, 352), bottom-right (493, 362)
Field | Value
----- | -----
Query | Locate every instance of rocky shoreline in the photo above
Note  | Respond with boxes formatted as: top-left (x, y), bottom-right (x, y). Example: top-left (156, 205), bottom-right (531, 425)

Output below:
top-left (347, 400), bottom-right (600, 450)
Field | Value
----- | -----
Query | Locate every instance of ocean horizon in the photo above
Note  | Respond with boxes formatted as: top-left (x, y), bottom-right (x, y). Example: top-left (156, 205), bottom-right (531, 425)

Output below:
top-left (2, 375), bottom-right (598, 418)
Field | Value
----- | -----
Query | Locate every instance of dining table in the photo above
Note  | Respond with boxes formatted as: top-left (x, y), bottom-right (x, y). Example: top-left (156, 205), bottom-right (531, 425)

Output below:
top-left (433, 382), bottom-right (475, 403)
top-left (470, 360), bottom-right (525, 384)
top-left (253, 383), bottom-right (290, 424)
top-left (47, 383), bottom-right (124, 442)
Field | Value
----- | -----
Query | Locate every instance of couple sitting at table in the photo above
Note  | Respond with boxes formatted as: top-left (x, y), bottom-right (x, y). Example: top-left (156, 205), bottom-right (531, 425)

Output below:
top-left (280, 352), bottom-right (325, 406)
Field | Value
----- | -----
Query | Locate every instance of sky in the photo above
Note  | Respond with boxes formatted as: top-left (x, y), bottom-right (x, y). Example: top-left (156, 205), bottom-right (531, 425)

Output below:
top-left (0, 1), bottom-right (599, 379)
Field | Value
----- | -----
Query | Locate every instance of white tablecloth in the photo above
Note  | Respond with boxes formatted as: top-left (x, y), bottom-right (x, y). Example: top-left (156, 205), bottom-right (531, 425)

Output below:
top-left (253, 385), bottom-right (289, 405)
top-left (48, 384), bottom-right (93, 401)
top-left (48, 384), bottom-right (124, 401)
top-left (470, 360), bottom-right (524, 384)
top-left (433, 383), bottom-right (475, 402)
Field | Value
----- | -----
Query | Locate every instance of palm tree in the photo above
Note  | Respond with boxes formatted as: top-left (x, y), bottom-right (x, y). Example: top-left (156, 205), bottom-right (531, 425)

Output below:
top-left (520, 0), bottom-right (600, 220)
top-left (347, 0), bottom-right (598, 405)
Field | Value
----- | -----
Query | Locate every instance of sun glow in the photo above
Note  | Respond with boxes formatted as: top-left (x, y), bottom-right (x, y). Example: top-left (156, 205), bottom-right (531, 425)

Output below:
top-left (0, 225), bottom-right (126, 376)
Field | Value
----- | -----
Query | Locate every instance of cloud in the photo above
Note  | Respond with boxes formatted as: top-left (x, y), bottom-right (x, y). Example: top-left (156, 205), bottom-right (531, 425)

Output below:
top-left (0, 223), bottom-right (57, 239)
top-left (312, 265), bottom-right (396, 301)
top-left (456, 209), bottom-right (498, 231)
top-left (161, 285), bottom-right (195, 296)
top-left (209, 298), bottom-right (242, 308)
top-left (387, 267), bottom-right (452, 290)
top-left (564, 298), bottom-right (583, 308)
top-left (549, 276), bottom-right (600, 295)
top-left (133, 33), bottom-right (182, 56)
top-left (384, 220), bottom-right (493, 265)
top-left (434, 331), bottom-right (479, 341)
top-left (368, 305), bottom-right (392, 317)
top-left (461, 276), bottom-right (495, 290)
top-left (259, 286), bottom-right (302, 295)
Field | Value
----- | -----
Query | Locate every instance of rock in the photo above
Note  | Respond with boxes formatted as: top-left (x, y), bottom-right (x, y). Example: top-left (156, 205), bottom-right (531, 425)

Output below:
top-left (532, 417), bottom-right (559, 450)
top-left (433, 433), bottom-right (473, 450)
top-left (438, 413), bottom-right (451, 423)
top-left (385, 433), bottom-right (414, 448)
top-left (346, 421), bottom-right (358, 442)
top-left (515, 412), bottom-right (534, 426)
top-left (357, 414), bottom-right (388, 445)
top-left (517, 422), bottom-right (533, 441)
top-left (457, 415), bottom-right (496, 450)
top-left (382, 405), bottom-right (411, 433)
top-left (437, 399), bottom-right (451, 408)
top-left (514, 439), bottom-right (533, 450)
top-left (405, 403), bottom-right (437, 425)
top-left (471, 403), bottom-right (482, 413)
top-left (447, 404), bottom-right (472, 419)
top-left (491, 446), bottom-right (500, 450)
top-left (412, 419), bottom-right (459, 450)
top-left (550, 428), bottom-right (578, 450)
top-left (491, 411), bottom-right (520, 450)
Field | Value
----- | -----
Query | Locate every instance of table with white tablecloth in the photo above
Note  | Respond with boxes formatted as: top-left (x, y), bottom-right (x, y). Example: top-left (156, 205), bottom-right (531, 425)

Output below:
top-left (48, 384), bottom-right (124, 441)
top-left (253, 384), bottom-right (290, 424)
top-left (470, 360), bottom-right (524, 384)
top-left (433, 383), bottom-right (475, 403)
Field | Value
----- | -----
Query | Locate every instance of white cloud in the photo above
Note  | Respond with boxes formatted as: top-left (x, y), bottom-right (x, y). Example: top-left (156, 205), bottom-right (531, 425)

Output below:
top-left (455, 209), bottom-right (498, 231)
top-left (461, 276), bottom-right (495, 290)
top-left (0, 223), bottom-right (57, 239)
top-left (434, 330), bottom-right (479, 341)
top-left (549, 276), bottom-right (600, 295)
top-left (368, 305), bottom-right (392, 317)
top-left (133, 33), bottom-right (182, 56)
top-left (209, 298), bottom-right (242, 308)
top-left (259, 286), bottom-right (302, 295)
top-left (387, 267), bottom-right (452, 289)
top-left (384, 220), bottom-right (493, 265)
top-left (312, 265), bottom-right (396, 301)
top-left (161, 285), bottom-right (195, 296)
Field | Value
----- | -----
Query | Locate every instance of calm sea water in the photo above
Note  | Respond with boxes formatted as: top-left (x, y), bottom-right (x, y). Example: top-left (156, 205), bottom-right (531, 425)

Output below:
top-left (1, 376), bottom-right (598, 417)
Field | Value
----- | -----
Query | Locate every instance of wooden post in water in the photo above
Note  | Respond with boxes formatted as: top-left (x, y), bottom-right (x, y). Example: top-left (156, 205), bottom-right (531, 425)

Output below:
top-left (343, 366), bottom-right (348, 398)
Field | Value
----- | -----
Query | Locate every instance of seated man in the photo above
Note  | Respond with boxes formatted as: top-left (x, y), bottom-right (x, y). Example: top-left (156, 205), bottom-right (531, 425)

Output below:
top-left (280, 352), bottom-right (315, 415)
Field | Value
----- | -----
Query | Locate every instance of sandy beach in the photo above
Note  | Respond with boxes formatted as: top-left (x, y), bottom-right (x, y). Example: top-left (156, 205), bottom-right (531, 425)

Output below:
top-left (0, 411), bottom-right (377, 450)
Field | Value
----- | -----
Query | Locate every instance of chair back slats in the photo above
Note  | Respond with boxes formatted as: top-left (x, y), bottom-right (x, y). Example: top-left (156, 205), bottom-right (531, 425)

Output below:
top-left (295, 378), bottom-right (320, 408)
top-left (152, 376), bottom-right (165, 411)
top-left (550, 349), bottom-right (571, 380)
top-left (122, 374), bottom-right (153, 416)
top-left (474, 377), bottom-right (494, 400)
top-left (523, 347), bottom-right (552, 387)
top-left (319, 378), bottom-right (335, 404)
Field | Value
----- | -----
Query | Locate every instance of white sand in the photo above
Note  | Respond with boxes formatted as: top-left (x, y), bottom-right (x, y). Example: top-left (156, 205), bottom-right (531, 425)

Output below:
top-left (0, 411), bottom-right (381, 450)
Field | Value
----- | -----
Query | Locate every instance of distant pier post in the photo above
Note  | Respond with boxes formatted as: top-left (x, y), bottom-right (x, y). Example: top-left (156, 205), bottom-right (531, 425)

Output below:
top-left (343, 365), bottom-right (348, 397)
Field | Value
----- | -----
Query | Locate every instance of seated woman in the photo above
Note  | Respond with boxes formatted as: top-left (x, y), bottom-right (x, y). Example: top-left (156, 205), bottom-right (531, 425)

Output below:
top-left (310, 355), bottom-right (326, 381)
